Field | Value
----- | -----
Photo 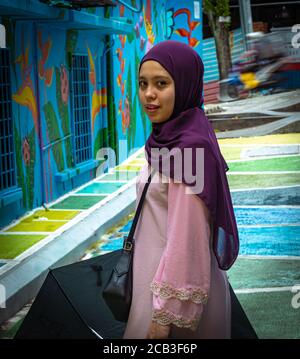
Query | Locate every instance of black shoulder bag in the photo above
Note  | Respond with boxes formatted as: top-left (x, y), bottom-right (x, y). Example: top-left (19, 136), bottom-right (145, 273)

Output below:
top-left (103, 169), bottom-right (154, 322)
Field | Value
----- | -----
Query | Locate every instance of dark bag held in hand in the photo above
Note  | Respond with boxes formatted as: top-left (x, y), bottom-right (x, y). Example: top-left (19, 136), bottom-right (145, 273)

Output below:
top-left (103, 169), bottom-right (154, 322)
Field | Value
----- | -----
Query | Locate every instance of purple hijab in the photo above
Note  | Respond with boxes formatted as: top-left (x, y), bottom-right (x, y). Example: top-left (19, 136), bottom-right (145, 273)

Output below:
top-left (140, 40), bottom-right (239, 270)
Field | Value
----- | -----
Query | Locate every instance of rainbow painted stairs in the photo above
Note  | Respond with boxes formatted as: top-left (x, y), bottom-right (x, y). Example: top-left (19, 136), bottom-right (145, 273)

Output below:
top-left (0, 125), bottom-right (300, 337)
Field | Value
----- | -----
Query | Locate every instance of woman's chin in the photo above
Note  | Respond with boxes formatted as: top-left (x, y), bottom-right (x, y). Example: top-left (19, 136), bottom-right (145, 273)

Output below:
top-left (148, 116), bottom-right (168, 124)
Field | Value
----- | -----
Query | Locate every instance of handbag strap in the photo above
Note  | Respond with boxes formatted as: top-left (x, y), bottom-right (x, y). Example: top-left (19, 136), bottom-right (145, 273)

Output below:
top-left (123, 168), bottom-right (155, 249)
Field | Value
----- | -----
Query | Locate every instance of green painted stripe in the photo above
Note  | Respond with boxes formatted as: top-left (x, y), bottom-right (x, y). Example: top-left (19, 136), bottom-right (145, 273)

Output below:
top-left (115, 164), bottom-right (142, 171)
top-left (228, 155), bottom-right (300, 172)
top-left (228, 258), bottom-right (300, 289)
top-left (5, 221), bottom-right (67, 233)
top-left (50, 195), bottom-right (107, 210)
top-left (0, 234), bottom-right (47, 259)
top-left (228, 173), bottom-right (300, 189)
top-left (236, 291), bottom-right (300, 339)
top-left (76, 182), bottom-right (124, 194)
top-left (25, 209), bottom-right (81, 221)
top-left (97, 171), bottom-right (138, 181)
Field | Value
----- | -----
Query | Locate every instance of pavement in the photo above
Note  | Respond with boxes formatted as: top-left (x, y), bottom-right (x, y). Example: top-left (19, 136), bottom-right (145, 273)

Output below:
top-left (210, 89), bottom-right (300, 138)
top-left (215, 89), bottom-right (300, 114)
top-left (0, 89), bottom-right (300, 338)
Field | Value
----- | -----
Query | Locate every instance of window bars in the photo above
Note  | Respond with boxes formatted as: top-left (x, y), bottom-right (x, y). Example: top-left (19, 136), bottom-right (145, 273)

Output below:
top-left (70, 55), bottom-right (92, 165)
top-left (0, 48), bottom-right (16, 192)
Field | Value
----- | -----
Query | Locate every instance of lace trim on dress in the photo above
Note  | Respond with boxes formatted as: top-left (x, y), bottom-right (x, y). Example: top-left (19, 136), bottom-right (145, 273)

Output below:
top-left (152, 308), bottom-right (200, 331)
top-left (150, 280), bottom-right (208, 304)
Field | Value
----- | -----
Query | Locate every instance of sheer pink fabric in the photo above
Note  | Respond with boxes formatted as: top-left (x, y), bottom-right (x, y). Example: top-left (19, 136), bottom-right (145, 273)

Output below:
top-left (123, 163), bottom-right (231, 339)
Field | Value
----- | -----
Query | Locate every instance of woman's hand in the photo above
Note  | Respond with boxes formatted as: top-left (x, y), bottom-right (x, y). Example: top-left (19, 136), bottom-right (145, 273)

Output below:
top-left (146, 321), bottom-right (170, 339)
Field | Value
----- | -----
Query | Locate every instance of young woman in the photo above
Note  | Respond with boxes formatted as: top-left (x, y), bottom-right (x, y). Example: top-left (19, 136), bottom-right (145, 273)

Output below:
top-left (123, 41), bottom-right (239, 339)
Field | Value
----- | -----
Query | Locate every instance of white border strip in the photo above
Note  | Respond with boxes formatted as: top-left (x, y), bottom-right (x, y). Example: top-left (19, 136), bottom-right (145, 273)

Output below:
top-left (227, 154), bottom-right (300, 162)
top-left (0, 231), bottom-right (51, 235)
top-left (234, 205), bottom-right (300, 208)
top-left (31, 219), bottom-right (68, 223)
top-left (94, 180), bottom-right (128, 183)
top-left (237, 254), bottom-right (300, 260)
top-left (221, 143), bottom-right (300, 148)
top-left (71, 193), bottom-right (109, 197)
top-left (235, 286), bottom-right (294, 294)
top-left (238, 223), bottom-right (300, 228)
top-left (113, 169), bottom-right (141, 173)
top-left (231, 185), bottom-right (300, 192)
top-left (228, 171), bottom-right (300, 175)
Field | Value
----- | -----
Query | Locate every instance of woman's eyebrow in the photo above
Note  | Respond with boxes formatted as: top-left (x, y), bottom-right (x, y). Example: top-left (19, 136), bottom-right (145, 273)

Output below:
top-left (139, 75), bottom-right (170, 80)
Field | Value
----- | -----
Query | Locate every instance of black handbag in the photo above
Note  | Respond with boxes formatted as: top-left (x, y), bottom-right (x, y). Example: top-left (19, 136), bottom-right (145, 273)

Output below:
top-left (103, 169), bottom-right (154, 322)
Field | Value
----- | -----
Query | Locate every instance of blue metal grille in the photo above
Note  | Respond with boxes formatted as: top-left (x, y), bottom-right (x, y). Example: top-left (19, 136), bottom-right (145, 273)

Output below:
top-left (0, 48), bottom-right (16, 192)
top-left (71, 55), bottom-right (92, 165)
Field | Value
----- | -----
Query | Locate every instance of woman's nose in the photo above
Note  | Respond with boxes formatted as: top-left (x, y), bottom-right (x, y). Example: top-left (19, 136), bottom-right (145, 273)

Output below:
top-left (145, 86), bottom-right (156, 99)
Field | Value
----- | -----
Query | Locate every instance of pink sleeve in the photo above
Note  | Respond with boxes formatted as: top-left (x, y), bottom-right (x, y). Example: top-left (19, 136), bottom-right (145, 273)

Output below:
top-left (151, 179), bottom-right (211, 331)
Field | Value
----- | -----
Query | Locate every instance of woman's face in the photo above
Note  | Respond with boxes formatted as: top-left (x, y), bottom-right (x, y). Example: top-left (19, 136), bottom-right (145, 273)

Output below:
top-left (138, 60), bottom-right (175, 123)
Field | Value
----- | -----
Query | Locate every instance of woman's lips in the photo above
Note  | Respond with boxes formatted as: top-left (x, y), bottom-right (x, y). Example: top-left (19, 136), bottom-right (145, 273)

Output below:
top-left (145, 105), bottom-right (160, 113)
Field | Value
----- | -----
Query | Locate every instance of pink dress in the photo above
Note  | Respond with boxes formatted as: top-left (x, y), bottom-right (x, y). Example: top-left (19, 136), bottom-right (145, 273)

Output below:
top-left (123, 163), bottom-right (231, 339)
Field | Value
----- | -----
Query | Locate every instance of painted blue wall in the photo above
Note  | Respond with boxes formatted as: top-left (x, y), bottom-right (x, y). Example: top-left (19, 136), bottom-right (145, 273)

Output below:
top-left (0, 0), bottom-right (203, 228)
top-left (107, 0), bottom-right (203, 162)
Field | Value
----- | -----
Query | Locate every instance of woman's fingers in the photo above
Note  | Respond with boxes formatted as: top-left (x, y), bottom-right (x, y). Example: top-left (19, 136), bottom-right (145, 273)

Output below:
top-left (146, 321), bottom-right (170, 339)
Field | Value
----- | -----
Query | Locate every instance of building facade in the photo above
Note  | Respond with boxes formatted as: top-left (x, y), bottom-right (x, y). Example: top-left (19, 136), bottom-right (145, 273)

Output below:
top-left (0, 0), bottom-right (203, 228)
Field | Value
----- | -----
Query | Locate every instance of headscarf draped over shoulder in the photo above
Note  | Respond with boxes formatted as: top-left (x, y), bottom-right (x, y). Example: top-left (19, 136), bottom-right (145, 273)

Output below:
top-left (140, 40), bottom-right (239, 270)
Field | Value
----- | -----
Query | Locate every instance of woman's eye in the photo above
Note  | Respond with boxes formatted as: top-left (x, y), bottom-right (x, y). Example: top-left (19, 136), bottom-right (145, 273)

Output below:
top-left (139, 81), bottom-right (146, 87)
top-left (157, 81), bottom-right (167, 87)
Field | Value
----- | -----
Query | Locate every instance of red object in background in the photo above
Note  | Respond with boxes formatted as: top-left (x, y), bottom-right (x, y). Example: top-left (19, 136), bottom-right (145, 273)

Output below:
top-left (280, 62), bottom-right (300, 71)
top-left (204, 81), bottom-right (219, 105)
top-left (145, 0), bottom-right (151, 23)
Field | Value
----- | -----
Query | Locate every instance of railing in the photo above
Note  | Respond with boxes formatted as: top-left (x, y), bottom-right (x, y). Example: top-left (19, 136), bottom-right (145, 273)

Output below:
top-left (0, 48), bottom-right (17, 193)
top-left (70, 55), bottom-right (92, 165)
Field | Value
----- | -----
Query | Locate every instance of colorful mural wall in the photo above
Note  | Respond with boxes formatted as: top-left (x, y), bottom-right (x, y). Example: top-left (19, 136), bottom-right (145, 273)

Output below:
top-left (108, 0), bottom-right (203, 162)
top-left (0, 0), bottom-right (203, 228)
